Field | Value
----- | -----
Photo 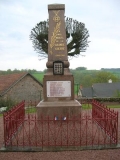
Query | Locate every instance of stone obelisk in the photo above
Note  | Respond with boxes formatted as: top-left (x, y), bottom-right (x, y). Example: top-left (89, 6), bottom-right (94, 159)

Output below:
top-left (37, 4), bottom-right (81, 118)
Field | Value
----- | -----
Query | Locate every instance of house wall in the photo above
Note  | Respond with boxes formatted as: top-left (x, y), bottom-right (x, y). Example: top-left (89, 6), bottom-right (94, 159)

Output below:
top-left (2, 74), bottom-right (43, 102)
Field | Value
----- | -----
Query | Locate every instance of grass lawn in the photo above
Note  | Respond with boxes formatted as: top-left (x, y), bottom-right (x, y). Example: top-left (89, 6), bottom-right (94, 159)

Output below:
top-left (25, 107), bottom-right (36, 113)
top-left (107, 104), bottom-right (120, 109)
top-left (82, 104), bottom-right (120, 109)
top-left (82, 104), bottom-right (92, 109)
top-left (0, 113), bottom-right (3, 117)
top-left (32, 73), bottom-right (44, 83)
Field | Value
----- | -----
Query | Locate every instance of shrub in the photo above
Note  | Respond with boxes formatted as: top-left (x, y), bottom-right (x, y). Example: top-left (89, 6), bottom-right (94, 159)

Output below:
top-left (0, 98), bottom-right (17, 111)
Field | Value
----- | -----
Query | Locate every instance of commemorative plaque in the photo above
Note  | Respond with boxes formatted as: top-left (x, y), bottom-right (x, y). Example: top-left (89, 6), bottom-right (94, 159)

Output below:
top-left (47, 81), bottom-right (71, 97)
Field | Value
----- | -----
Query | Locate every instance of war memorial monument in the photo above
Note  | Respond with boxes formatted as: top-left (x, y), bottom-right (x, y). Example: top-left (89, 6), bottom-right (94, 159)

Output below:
top-left (37, 4), bottom-right (81, 118)
top-left (2, 4), bottom-right (118, 152)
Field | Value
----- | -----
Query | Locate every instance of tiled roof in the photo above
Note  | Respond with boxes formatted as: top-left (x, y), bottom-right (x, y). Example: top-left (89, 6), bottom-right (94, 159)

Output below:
top-left (93, 82), bottom-right (120, 98)
top-left (81, 87), bottom-right (96, 98)
top-left (81, 82), bottom-right (120, 98)
top-left (0, 72), bottom-right (43, 96)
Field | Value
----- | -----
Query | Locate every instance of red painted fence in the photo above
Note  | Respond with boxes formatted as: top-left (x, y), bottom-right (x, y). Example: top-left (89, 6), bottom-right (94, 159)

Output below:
top-left (3, 101), bottom-right (25, 147)
top-left (92, 99), bottom-right (118, 144)
top-left (3, 100), bottom-right (119, 151)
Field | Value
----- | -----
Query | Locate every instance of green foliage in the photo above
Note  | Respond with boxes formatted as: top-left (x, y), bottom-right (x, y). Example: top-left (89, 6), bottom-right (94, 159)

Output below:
top-left (74, 83), bottom-right (79, 95)
top-left (101, 68), bottom-right (120, 79)
top-left (71, 69), bottom-right (119, 87)
top-left (72, 69), bottom-right (98, 87)
top-left (101, 68), bottom-right (120, 72)
top-left (0, 98), bottom-right (17, 111)
top-left (113, 90), bottom-right (120, 98)
top-left (94, 97), bottom-right (120, 103)
top-left (75, 67), bottom-right (87, 71)
top-left (92, 71), bottom-right (118, 83)
top-left (0, 113), bottom-right (3, 117)
top-left (0, 69), bottom-right (39, 75)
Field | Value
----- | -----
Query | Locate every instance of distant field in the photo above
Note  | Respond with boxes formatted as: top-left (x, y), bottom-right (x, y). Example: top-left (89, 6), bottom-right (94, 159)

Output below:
top-left (32, 73), bottom-right (44, 83)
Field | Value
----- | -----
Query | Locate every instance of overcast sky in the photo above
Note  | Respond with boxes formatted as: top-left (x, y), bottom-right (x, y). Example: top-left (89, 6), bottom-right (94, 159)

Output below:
top-left (0, 0), bottom-right (120, 71)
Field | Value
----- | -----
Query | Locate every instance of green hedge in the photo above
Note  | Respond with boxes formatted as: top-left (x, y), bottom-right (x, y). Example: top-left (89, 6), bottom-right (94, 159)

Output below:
top-left (93, 97), bottom-right (120, 103)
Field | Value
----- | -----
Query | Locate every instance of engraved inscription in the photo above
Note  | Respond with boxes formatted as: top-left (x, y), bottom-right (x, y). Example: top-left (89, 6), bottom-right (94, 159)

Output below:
top-left (55, 55), bottom-right (65, 56)
top-left (50, 10), bottom-right (65, 55)
top-left (55, 47), bottom-right (65, 50)
top-left (47, 81), bottom-right (71, 97)
top-left (55, 43), bottom-right (64, 46)
top-left (50, 21), bottom-right (61, 54)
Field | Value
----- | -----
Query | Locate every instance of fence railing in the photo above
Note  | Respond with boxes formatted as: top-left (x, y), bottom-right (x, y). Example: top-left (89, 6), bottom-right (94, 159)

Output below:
top-left (3, 100), bottom-right (119, 151)
top-left (92, 99), bottom-right (118, 144)
top-left (76, 98), bottom-right (92, 105)
top-left (3, 101), bottom-right (25, 147)
top-left (3, 113), bottom-right (118, 150)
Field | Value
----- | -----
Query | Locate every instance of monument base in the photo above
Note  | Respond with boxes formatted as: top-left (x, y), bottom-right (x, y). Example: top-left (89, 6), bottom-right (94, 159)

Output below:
top-left (37, 100), bottom-right (81, 119)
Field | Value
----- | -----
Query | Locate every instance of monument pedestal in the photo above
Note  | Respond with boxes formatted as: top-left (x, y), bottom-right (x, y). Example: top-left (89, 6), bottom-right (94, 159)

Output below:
top-left (37, 100), bottom-right (81, 118)
top-left (37, 74), bottom-right (81, 118)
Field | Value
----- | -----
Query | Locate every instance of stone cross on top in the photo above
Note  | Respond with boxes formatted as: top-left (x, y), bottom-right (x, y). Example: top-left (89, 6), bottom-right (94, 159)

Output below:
top-left (46, 4), bottom-right (69, 70)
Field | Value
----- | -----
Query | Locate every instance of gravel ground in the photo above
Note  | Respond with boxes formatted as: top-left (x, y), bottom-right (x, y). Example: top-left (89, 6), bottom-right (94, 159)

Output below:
top-left (0, 109), bottom-right (120, 160)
